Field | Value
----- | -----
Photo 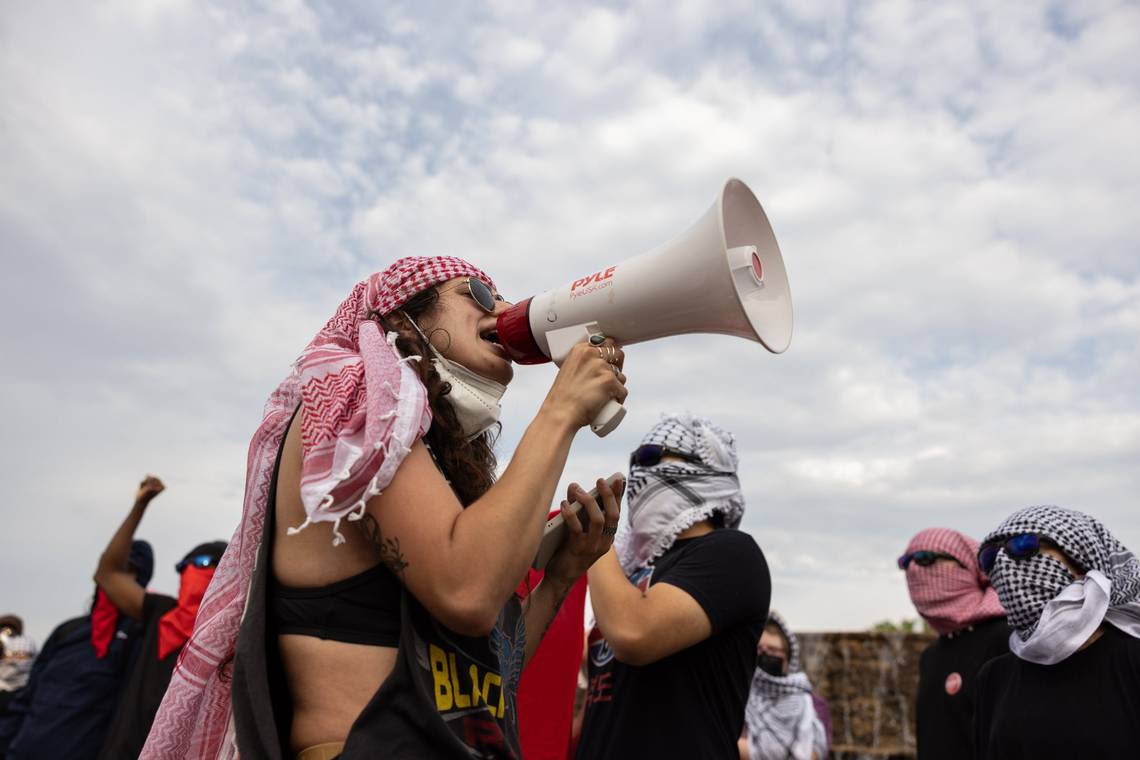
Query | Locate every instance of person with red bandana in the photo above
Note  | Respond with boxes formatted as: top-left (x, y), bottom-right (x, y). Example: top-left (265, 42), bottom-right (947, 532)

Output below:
top-left (91, 475), bottom-right (226, 760)
top-left (1, 539), bottom-right (152, 760)
top-left (899, 528), bottom-right (1008, 760)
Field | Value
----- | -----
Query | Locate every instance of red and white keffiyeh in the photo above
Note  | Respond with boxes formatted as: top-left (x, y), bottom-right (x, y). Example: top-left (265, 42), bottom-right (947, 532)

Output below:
top-left (141, 256), bottom-right (494, 760)
top-left (904, 527), bottom-right (1005, 636)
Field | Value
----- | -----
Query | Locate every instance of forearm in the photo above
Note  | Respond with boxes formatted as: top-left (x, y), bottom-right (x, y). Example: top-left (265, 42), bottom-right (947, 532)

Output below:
top-left (521, 573), bottom-right (577, 666)
top-left (95, 499), bottom-right (147, 581)
top-left (449, 404), bottom-right (578, 605)
top-left (584, 548), bottom-right (642, 640)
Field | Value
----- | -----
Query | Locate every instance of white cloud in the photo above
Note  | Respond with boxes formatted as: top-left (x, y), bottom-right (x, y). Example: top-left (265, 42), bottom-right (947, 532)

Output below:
top-left (2, 0), bottom-right (1138, 642)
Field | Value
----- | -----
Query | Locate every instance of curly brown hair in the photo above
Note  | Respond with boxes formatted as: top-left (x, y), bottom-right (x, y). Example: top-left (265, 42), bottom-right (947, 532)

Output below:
top-left (368, 288), bottom-right (499, 506)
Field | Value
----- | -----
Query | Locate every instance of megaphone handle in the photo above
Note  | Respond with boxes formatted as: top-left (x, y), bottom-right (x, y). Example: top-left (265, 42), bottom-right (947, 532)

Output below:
top-left (591, 399), bottom-right (626, 437)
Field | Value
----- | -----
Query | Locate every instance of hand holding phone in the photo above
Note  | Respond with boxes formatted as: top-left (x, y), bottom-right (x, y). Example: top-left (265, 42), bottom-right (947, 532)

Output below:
top-left (533, 472), bottom-right (625, 570)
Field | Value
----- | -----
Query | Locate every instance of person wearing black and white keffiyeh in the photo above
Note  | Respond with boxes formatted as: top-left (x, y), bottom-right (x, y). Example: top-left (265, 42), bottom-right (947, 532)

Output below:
top-left (741, 612), bottom-right (829, 760)
top-left (576, 413), bottom-right (771, 760)
top-left (613, 413), bottom-right (747, 574)
top-left (974, 505), bottom-right (1140, 759)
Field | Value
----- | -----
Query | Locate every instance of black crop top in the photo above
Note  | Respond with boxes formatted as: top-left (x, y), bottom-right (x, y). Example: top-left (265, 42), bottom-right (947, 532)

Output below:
top-left (270, 562), bottom-right (402, 647)
top-left (267, 422), bottom-right (402, 648)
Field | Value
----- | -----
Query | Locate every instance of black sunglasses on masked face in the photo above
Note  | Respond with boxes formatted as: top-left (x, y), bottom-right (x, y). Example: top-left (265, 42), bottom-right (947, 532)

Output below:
top-left (897, 551), bottom-right (966, 570)
top-left (629, 444), bottom-right (704, 469)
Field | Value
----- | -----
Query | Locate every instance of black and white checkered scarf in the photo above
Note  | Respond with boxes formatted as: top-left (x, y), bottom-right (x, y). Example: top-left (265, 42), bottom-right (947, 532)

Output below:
top-left (616, 413), bottom-right (745, 573)
top-left (745, 612), bottom-right (826, 760)
top-left (984, 505), bottom-right (1140, 664)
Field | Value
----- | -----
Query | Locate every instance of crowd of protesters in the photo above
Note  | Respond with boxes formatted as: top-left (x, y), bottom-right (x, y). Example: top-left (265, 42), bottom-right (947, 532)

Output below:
top-left (2, 256), bottom-right (1138, 759)
top-left (901, 511), bottom-right (1140, 759)
top-left (1, 477), bottom-right (226, 760)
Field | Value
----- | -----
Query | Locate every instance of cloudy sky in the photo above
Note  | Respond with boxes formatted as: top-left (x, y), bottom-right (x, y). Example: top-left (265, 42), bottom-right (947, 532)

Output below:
top-left (3, 0), bottom-right (1138, 644)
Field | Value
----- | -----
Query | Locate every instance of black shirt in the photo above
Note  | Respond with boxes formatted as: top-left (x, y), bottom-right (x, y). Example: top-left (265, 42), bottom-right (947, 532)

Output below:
top-left (5, 610), bottom-right (144, 760)
top-left (975, 625), bottom-right (1140, 759)
top-left (98, 593), bottom-right (178, 760)
top-left (576, 529), bottom-right (771, 760)
top-left (916, 617), bottom-right (1010, 760)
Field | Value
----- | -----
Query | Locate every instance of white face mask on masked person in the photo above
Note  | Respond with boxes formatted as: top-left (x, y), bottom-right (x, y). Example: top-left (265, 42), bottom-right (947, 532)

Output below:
top-left (404, 313), bottom-right (506, 440)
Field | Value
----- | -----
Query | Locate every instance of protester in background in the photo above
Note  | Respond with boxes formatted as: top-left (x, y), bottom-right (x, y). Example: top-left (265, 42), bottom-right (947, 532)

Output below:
top-left (0, 617), bottom-right (36, 714)
top-left (1, 541), bottom-right (153, 760)
top-left (577, 413), bottom-right (770, 759)
top-left (900, 527), bottom-right (1008, 760)
top-left (739, 611), bottom-right (829, 760)
top-left (144, 256), bottom-right (628, 760)
top-left (975, 506), bottom-right (1140, 759)
top-left (91, 475), bottom-right (226, 760)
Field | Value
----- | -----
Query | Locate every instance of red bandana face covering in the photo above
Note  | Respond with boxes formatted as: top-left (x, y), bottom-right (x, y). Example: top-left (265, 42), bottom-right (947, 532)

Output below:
top-left (157, 566), bottom-right (217, 661)
top-left (90, 590), bottom-right (121, 659)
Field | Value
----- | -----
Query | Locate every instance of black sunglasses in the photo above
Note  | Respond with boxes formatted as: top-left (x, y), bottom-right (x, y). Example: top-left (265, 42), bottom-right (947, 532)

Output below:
top-left (440, 277), bottom-right (505, 313)
top-left (176, 554), bottom-right (220, 573)
top-left (897, 550), bottom-right (964, 570)
top-left (977, 533), bottom-right (1062, 574)
top-left (629, 444), bottom-right (703, 469)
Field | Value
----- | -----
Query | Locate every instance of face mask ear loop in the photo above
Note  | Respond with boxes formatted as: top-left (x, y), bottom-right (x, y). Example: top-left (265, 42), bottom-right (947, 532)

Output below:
top-left (401, 311), bottom-right (444, 360)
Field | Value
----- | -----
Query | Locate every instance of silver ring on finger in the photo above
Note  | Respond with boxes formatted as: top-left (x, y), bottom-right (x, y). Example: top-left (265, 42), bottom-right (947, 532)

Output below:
top-left (602, 525), bottom-right (618, 535)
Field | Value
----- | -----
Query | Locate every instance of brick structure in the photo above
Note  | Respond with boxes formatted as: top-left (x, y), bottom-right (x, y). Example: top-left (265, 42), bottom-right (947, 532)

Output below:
top-left (797, 631), bottom-right (935, 760)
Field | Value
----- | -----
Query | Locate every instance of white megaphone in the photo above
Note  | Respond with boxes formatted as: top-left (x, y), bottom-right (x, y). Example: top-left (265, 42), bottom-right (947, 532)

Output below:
top-left (496, 177), bottom-right (793, 437)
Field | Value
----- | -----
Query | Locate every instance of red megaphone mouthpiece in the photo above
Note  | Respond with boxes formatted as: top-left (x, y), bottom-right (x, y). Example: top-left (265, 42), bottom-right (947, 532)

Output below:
top-left (495, 298), bottom-right (550, 365)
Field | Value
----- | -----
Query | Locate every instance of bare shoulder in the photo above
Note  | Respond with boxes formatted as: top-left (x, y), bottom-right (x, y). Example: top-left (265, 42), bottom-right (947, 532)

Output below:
top-left (367, 440), bottom-right (456, 509)
top-left (271, 413), bottom-right (377, 586)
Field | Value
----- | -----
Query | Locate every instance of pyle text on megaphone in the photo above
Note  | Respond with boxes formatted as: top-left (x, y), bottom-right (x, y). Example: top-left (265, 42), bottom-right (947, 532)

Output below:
top-left (495, 177), bottom-right (794, 437)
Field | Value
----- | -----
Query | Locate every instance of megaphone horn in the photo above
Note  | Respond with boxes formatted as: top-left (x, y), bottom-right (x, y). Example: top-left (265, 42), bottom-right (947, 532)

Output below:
top-left (496, 177), bottom-right (793, 437)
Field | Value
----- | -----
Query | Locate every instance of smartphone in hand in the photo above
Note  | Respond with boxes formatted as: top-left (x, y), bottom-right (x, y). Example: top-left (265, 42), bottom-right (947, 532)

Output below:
top-left (532, 472), bottom-right (625, 570)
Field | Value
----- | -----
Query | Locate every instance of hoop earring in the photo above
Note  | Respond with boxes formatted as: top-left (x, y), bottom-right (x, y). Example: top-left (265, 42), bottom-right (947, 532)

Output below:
top-left (427, 327), bottom-right (452, 352)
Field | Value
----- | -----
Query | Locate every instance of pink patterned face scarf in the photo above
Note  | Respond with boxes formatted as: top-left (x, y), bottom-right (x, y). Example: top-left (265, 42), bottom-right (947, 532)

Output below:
top-left (141, 256), bottom-right (495, 760)
top-left (904, 528), bottom-right (1005, 636)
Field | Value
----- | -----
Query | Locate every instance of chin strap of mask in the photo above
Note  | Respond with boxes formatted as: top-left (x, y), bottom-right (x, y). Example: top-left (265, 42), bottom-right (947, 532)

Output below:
top-left (402, 312), bottom-right (506, 440)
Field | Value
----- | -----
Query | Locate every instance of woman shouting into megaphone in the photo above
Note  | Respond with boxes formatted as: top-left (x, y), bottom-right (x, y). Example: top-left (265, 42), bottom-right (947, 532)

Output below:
top-left (142, 256), bottom-right (628, 760)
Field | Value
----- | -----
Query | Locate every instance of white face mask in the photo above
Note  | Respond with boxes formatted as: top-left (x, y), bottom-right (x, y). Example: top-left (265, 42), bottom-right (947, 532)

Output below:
top-left (405, 314), bottom-right (506, 440)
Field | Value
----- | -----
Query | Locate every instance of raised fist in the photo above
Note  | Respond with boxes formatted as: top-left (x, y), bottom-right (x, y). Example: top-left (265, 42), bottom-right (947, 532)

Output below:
top-left (136, 475), bottom-right (165, 504)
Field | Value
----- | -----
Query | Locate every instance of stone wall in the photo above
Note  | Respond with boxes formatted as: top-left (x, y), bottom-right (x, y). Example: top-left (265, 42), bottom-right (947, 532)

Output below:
top-left (797, 631), bottom-right (934, 760)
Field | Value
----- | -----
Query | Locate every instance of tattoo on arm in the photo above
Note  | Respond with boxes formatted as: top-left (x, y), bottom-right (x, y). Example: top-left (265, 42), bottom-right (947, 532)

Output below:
top-left (359, 514), bottom-right (409, 579)
top-left (529, 580), bottom-right (574, 644)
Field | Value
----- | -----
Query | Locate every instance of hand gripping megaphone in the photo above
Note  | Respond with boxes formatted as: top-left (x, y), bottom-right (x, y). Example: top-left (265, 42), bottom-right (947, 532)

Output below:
top-left (495, 178), bottom-right (793, 437)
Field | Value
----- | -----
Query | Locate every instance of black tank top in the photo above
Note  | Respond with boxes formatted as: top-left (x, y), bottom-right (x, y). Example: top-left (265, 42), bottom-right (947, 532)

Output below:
top-left (233, 414), bottom-right (525, 759)
top-left (268, 539), bottom-right (402, 646)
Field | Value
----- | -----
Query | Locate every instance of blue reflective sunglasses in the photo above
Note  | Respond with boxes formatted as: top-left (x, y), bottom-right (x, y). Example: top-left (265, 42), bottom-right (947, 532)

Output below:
top-left (977, 533), bottom-right (1056, 573)
top-left (176, 554), bottom-right (219, 573)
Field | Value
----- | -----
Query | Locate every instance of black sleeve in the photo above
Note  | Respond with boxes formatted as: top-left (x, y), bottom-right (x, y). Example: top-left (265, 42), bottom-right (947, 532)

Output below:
top-left (973, 658), bottom-right (995, 760)
top-left (916, 645), bottom-right (930, 740)
top-left (0, 617), bottom-right (79, 749)
top-left (655, 530), bottom-right (770, 633)
top-left (142, 593), bottom-right (178, 626)
top-left (981, 620), bottom-right (1011, 662)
